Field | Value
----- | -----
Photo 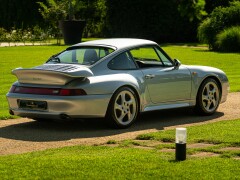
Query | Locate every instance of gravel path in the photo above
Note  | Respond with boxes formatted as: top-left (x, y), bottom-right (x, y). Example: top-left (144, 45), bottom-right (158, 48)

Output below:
top-left (0, 92), bottom-right (239, 156)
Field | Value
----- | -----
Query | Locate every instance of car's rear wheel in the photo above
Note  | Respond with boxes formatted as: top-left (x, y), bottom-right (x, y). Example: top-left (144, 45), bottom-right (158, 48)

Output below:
top-left (106, 87), bottom-right (139, 128)
top-left (195, 78), bottom-right (221, 115)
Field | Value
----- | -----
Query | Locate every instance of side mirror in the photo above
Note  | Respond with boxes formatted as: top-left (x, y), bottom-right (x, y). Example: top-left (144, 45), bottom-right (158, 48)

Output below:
top-left (173, 59), bottom-right (181, 69)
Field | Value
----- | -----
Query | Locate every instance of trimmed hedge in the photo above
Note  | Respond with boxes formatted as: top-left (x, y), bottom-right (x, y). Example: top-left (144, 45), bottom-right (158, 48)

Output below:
top-left (216, 26), bottom-right (240, 52)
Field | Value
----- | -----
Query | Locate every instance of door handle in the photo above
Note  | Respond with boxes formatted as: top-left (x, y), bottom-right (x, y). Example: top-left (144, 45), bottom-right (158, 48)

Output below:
top-left (145, 74), bottom-right (155, 79)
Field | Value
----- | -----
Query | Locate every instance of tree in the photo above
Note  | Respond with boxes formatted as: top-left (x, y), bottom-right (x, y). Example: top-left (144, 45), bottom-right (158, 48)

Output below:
top-left (177, 0), bottom-right (207, 22)
top-left (105, 0), bottom-right (198, 43)
top-left (0, 0), bottom-right (44, 30)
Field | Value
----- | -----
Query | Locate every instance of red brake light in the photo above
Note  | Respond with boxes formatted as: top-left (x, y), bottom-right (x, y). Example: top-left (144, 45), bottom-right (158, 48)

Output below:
top-left (9, 86), bottom-right (86, 96)
top-left (59, 89), bottom-right (87, 96)
top-left (9, 85), bottom-right (16, 93)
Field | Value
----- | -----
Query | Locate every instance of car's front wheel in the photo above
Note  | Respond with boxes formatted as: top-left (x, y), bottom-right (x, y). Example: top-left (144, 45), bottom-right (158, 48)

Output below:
top-left (195, 78), bottom-right (221, 115)
top-left (106, 87), bottom-right (139, 128)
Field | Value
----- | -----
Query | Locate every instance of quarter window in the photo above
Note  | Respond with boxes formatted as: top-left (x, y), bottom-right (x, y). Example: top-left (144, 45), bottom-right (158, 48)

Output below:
top-left (155, 48), bottom-right (173, 66)
top-left (108, 52), bottom-right (137, 70)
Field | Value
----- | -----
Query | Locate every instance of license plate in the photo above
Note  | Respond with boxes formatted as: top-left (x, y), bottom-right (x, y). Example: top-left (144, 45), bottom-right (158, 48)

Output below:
top-left (18, 100), bottom-right (47, 110)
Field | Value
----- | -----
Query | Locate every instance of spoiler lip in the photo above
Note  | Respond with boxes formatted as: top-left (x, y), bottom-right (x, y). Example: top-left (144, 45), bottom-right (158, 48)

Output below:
top-left (12, 65), bottom-right (94, 85)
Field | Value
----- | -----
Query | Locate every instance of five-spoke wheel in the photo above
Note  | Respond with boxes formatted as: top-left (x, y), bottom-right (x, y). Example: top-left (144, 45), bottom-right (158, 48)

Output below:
top-left (106, 87), bottom-right (139, 128)
top-left (195, 78), bottom-right (221, 115)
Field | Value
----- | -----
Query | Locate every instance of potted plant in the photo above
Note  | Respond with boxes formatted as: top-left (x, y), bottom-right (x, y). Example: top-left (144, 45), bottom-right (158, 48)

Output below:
top-left (59, 0), bottom-right (86, 44)
top-left (38, 0), bottom-right (86, 45)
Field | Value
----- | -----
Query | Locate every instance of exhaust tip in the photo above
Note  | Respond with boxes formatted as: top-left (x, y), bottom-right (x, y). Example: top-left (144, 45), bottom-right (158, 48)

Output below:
top-left (60, 114), bottom-right (70, 120)
top-left (9, 110), bottom-right (14, 115)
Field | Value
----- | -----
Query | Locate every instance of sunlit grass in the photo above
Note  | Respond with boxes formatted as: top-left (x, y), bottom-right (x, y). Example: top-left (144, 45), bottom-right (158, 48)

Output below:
top-left (0, 119), bottom-right (239, 179)
top-left (137, 119), bottom-right (240, 146)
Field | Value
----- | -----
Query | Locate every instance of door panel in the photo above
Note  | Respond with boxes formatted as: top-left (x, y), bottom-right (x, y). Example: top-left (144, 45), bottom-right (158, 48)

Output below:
top-left (142, 66), bottom-right (191, 103)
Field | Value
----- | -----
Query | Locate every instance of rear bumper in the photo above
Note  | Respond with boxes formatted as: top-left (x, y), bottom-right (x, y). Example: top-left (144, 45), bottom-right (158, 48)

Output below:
top-left (6, 93), bottom-right (111, 119)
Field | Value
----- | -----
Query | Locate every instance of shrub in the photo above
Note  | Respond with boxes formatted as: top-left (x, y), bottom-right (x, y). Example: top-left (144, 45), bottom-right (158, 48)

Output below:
top-left (0, 27), bottom-right (7, 43)
top-left (0, 27), bottom-right (50, 46)
top-left (197, 18), bottom-right (214, 48)
top-left (198, 1), bottom-right (240, 50)
top-left (216, 26), bottom-right (240, 52)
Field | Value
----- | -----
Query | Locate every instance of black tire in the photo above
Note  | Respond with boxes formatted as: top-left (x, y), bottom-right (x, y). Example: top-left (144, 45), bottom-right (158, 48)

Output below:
top-left (106, 87), bottom-right (139, 128)
top-left (195, 78), bottom-right (221, 115)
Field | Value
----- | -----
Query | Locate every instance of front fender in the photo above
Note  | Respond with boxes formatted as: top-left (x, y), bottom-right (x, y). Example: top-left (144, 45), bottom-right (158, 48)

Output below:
top-left (185, 65), bottom-right (229, 100)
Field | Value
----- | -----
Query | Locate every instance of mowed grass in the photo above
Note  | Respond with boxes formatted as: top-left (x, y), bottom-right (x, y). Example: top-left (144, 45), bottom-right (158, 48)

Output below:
top-left (136, 119), bottom-right (240, 146)
top-left (0, 119), bottom-right (239, 179)
top-left (0, 44), bottom-right (240, 119)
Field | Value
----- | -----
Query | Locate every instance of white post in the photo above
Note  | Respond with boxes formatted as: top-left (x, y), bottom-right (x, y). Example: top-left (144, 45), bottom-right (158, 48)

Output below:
top-left (175, 128), bottom-right (187, 161)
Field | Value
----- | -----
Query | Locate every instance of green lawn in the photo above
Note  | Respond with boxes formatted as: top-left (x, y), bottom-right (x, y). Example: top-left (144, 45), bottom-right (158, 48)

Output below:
top-left (136, 119), bottom-right (240, 146)
top-left (0, 44), bottom-right (240, 119)
top-left (0, 119), bottom-right (239, 179)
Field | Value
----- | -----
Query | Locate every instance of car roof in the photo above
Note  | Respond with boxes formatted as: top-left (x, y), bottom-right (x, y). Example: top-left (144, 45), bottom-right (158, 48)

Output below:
top-left (71, 38), bottom-right (158, 50)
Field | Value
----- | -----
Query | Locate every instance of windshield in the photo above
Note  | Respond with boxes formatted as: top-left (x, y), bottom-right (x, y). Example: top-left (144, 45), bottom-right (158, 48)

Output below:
top-left (47, 47), bottom-right (114, 65)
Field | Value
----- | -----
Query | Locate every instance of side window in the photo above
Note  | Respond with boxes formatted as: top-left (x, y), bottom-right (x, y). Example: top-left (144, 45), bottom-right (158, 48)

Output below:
top-left (130, 47), bottom-right (163, 68)
top-left (131, 47), bottom-right (160, 61)
top-left (108, 52), bottom-right (137, 70)
top-left (155, 47), bottom-right (173, 66)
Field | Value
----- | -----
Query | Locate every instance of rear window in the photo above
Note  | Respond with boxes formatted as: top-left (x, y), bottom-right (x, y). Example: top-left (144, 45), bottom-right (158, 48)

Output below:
top-left (47, 47), bottom-right (114, 65)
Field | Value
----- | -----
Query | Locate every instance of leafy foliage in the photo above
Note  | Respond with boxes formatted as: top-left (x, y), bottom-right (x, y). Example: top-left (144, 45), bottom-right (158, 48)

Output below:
top-left (198, 1), bottom-right (240, 50)
top-left (177, 0), bottom-right (207, 21)
top-left (0, 28), bottom-right (7, 43)
top-left (205, 0), bottom-right (236, 14)
top-left (38, 0), bottom-right (67, 22)
top-left (216, 26), bottom-right (240, 52)
top-left (0, 27), bottom-right (52, 46)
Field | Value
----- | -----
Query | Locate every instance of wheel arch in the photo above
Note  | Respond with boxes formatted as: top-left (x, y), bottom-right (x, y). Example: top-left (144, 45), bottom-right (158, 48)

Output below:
top-left (105, 84), bottom-right (141, 128)
top-left (106, 84), bottom-right (141, 115)
top-left (197, 75), bottom-right (222, 99)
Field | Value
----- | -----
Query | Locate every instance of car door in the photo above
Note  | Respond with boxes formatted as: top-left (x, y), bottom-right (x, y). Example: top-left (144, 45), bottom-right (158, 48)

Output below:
top-left (130, 46), bottom-right (191, 104)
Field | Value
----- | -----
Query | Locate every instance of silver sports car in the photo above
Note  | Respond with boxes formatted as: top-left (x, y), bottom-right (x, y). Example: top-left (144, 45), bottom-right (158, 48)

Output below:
top-left (6, 39), bottom-right (229, 128)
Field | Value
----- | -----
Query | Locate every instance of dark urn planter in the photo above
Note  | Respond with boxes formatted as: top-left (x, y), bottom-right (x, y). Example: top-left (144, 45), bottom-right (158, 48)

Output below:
top-left (59, 20), bottom-right (86, 45)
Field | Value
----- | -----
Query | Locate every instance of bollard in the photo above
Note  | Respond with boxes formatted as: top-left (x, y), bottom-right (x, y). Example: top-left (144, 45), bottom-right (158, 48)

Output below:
top-left (175, 128), bottom-right (187, 161)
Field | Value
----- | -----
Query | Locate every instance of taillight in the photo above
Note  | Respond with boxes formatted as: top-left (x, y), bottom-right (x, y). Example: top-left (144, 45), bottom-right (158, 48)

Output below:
top-left (9, 85), bottom-right (16, 93)
top-left (9, 85), bottom-right (86, 96)
top-left (59, 89), bottom-right (87, 96)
